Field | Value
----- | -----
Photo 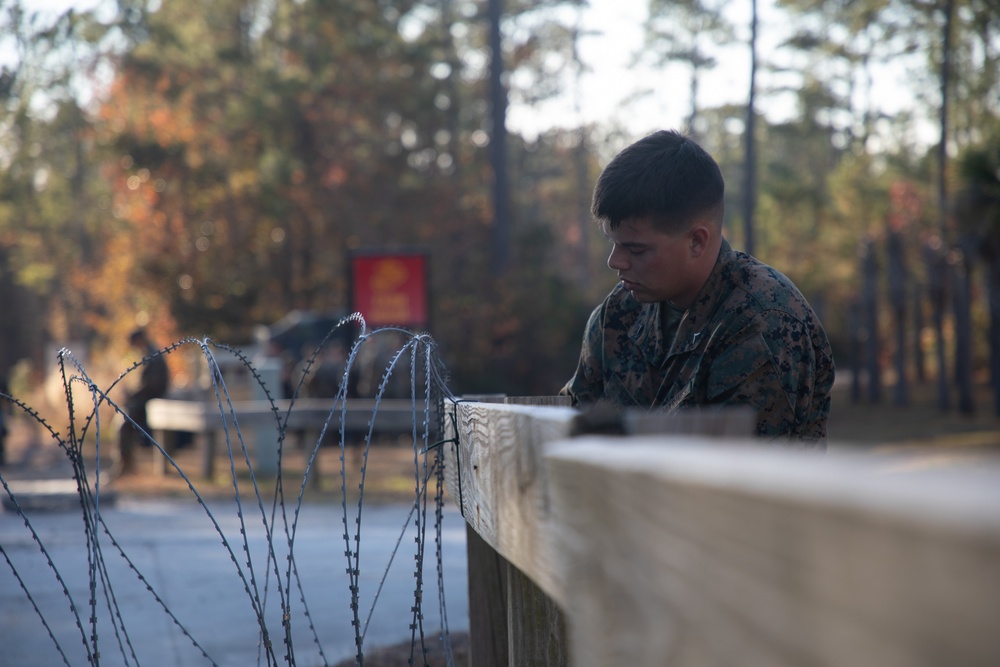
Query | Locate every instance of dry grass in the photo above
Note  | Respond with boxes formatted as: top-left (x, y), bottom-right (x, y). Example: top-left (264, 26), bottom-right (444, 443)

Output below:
top-left (826, 382), bottom-right (1000, 465)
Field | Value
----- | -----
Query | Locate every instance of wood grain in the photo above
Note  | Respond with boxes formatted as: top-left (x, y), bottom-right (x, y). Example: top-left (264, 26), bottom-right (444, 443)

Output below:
top-left (443, 398), bottom-right (578, 603)
top-left (444, 398), bottom-right (575, 667)
top-left (467, 524), bottom-right (511, 667)
top-left (445, 400), bottom-right (1000, 667)
top-left (547, 438), bottom-right (1000, 667)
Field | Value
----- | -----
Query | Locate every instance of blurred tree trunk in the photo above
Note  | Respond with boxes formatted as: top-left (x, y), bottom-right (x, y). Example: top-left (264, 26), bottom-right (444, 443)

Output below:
top-left (643, 0), bottom-right (730, 141)
top-left (924, 241), bottom-right (951, 410)
top-left (886, 227), bottom-right (909, 406)
top-left (936, 0), bottom-right (975, 414)
top-left (571, 14), bottom-right (591, 288)
top-left (441, 0), bottom-right (463, 172)
top-left (912, 285), bottom-right (927, 383)
top-left (849, 299), bottom-right (863, 403)
top-left (988, 258), bottom-right (1000, 416)
top-left (952, 241), bottom-right (975, 414)
top-left (742, 0), bottom-right (758, 257)
top-left (957, 144), bottom-right (1000, 416)
top-left (489, 0), bottom-right (510, 276)
top-left (861, 236), bottom-right (881, 403)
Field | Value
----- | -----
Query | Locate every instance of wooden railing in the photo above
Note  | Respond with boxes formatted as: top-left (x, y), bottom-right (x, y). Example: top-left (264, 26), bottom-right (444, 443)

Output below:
top-left (443, 398), bottom-right (1000, 667)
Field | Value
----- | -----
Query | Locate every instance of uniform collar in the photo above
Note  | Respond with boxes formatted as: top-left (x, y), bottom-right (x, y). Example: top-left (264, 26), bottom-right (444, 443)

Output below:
top-left (627, 238), bottom-right (734, 363)
top-left (680, 237), bottom-right (733, 336)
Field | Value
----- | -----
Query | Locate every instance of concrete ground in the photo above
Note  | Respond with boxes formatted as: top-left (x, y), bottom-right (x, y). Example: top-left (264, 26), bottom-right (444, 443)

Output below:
top-left (0, 418), bottom-right (470, 667)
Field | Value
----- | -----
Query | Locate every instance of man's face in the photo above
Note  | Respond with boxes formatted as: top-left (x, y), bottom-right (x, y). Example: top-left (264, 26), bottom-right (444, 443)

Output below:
top-left (605, 218), bottom-right (699, 307)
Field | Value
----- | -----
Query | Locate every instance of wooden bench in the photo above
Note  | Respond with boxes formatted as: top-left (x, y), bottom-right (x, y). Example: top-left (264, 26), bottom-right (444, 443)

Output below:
top-left (146, 397), bottom-right (426, 479)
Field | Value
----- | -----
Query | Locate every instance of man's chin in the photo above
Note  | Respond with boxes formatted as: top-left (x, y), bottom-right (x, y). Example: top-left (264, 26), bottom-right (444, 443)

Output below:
top-left (627, 289), bottom-right (658, 304)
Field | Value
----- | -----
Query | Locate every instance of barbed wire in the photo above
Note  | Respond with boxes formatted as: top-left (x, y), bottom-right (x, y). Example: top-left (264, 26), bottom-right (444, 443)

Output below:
top-left (0, 315), bottom-right (461, 667)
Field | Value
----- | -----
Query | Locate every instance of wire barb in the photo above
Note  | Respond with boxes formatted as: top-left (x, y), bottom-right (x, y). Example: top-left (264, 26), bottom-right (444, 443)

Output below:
top-left (1, 321), bottom-right (461, 667)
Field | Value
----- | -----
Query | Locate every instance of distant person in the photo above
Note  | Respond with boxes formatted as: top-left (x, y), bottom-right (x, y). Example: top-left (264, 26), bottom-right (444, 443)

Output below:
top-left (263, 339), bottom-right (297, 399)
top-left (304, 342), bottom-right (349, 399)
top-left (561, 130), bottom-right (835, 441)
top-left (115, 328), bottom-right (169, 476)
top-left (0, 373), bottom-right (9, 467)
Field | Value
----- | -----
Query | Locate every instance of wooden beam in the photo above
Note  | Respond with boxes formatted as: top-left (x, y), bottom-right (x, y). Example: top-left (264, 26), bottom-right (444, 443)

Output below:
top-left (466, 524), bottom-right (511, 667)
top-left (546, 438), bottom-right (1000, 667)
top-left (446, 400), bottom-right (1000, 666)
top-left (443, 399), bottom-right (578, 604)
top-left (444, 398), bottom-right (574, 667)
top-left (506, 557), bottom-right (568, 666)
top-left (442, 399), bottom-right (751, 603)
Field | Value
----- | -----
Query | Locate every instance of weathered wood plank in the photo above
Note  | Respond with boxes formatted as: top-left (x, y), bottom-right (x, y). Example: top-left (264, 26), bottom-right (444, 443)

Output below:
top-left (441, 398), bottom-right (757, 667)
top-left (546, 438), bottom-right (1000, 667)
top-left (442, 399), bottom-right (578, 604)
top-left (442, 401), bottom-right (754, 599)
top-left (466, 524), bottom-right (511, 667)
top-left (506, 559), bottom-right (569, 667)
top-left (443, 398), bottom-right (575, 667)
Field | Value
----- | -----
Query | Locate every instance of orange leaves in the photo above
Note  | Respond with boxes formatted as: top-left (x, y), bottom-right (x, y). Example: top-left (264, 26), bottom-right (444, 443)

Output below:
top-left (100, 70), bottom-right (209, 156)
top-left (322, 165), bottom-right (348, 187)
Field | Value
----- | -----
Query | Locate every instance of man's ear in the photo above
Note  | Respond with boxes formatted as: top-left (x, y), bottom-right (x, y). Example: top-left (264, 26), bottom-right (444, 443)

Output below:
top-left (689, 224), bottom-right (711, 258)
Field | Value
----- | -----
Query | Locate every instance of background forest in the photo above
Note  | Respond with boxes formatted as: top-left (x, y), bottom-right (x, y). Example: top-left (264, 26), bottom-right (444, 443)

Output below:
top-left (1, 0), bottom-right (999, 410)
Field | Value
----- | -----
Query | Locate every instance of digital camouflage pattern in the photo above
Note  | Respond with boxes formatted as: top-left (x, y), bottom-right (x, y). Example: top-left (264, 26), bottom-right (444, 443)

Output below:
top-left (561, 240), bottom-right (835, 441)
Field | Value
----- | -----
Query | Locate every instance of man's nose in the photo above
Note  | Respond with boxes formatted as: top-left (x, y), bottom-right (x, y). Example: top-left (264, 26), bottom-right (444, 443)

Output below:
top-left (607, 244), bottom-right (628, 271)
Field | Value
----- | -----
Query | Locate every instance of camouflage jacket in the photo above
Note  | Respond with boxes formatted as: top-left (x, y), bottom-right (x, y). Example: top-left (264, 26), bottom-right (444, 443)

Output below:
top-left (561, 240), bottom-right (835, 440)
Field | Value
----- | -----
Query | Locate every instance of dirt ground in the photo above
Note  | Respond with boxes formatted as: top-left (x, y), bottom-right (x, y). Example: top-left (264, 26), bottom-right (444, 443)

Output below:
top-left (825, 380), bottom-right (1000, 468)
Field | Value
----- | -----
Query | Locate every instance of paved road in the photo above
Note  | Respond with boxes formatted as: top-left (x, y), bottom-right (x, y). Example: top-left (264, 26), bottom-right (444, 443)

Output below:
top-left (0, 495), bottom-right (469, 667)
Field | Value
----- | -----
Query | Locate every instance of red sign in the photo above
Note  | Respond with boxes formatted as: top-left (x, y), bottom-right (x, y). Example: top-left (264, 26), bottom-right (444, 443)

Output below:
top-left (350, 253), bottom-right (429, 328)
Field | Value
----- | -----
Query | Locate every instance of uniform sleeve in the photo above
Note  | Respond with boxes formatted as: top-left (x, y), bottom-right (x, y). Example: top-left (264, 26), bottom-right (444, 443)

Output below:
top-left (560, 303), bottom-right (606, 405)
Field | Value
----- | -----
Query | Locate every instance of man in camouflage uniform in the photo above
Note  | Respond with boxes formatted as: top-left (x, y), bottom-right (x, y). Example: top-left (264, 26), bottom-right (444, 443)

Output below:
top-left (561, 130), bottom-right (834, 441)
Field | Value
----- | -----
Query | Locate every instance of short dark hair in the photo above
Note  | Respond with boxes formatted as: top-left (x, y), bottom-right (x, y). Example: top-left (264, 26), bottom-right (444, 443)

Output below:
top-left (592, 130), bottom-right (725, 232)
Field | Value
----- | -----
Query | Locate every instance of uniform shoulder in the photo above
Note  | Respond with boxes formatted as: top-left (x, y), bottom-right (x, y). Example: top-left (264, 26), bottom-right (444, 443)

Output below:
top-left (727, 251), bottom-right (817, 319)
